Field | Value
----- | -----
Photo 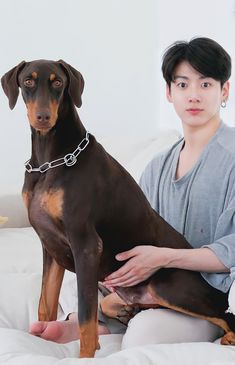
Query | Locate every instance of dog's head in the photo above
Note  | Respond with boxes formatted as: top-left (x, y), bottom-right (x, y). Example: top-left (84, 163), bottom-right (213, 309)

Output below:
top-left (1, 60), bottom-right (84, 133)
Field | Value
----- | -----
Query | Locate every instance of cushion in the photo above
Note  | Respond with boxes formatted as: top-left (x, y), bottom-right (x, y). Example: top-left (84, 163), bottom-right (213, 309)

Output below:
top-left (0, 273), bottom-right (41, 331)
top-left (98, 130), bottom-right (181, 182)
top-left (0, 227), bottom-right (42, 273)
top-left (0, 194), bottom-right (30, 228)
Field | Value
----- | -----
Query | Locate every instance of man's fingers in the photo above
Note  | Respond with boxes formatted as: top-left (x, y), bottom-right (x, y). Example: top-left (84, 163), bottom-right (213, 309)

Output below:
top-left (105, 262), bottom-right (134, 280)
top-left (116, 247), bottom-right (138, 261)
top-left (105, 270), bottom-right (132, 284)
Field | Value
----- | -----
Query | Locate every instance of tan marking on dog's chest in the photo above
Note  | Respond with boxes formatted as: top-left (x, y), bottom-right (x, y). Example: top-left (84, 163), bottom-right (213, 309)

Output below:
top-left (40, 189), bottom-right (64, 219)
top-left (22, 191), bottom-right (32, 208)
top-left (50, 73), bottom-right (56, 81)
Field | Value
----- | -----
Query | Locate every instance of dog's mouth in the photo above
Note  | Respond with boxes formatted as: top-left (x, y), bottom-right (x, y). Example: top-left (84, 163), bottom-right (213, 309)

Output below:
top-left (33, 123), bottom-right (54, 133)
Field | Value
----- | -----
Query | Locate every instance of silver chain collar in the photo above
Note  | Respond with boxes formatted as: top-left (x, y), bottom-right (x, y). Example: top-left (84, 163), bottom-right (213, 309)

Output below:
top-left (25, 131), bottom-right (90, 173)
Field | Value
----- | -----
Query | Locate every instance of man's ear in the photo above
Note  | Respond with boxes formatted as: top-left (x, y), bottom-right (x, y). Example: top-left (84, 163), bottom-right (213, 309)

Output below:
top-left (166, 84), bottom-right (173, 103)
top-left (222, 80), bottom-right (230, 102)
top-left (57, 60), bottom-right (84, 108)
top-left (1, 61), bottom-right (26, 109)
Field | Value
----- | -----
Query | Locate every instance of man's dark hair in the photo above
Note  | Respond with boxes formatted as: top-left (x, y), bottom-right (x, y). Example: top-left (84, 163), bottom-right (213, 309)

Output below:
top-left (162, 37), bottom-right (231, 87)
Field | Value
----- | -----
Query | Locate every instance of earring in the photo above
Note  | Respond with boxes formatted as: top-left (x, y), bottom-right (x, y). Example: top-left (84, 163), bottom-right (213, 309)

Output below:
top-left (221, 100), bottom-right (227, 108)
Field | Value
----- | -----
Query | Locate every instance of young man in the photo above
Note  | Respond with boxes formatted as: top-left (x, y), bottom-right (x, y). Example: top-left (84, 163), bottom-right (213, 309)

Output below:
top-left (30, 37), bottom-right (235, 347)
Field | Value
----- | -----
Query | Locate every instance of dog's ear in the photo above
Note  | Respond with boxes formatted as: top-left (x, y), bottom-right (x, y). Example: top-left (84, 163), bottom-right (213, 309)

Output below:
top-left (57, 60), bottom-right (84, 108)
top-left (1, 61), bottom-right (26, 110)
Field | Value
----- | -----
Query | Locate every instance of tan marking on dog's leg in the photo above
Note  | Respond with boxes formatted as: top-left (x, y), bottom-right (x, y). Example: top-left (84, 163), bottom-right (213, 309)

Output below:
top-left (148, 285), bottom-right (231, 333)
top-left (39, 259), bottom-right (65, 321)
top-left (40, 189), bottom-right (64, 220)
top-left (79, 319), bottom-right (99, 358)
top-left (100, 292), bottom-right (127, 318)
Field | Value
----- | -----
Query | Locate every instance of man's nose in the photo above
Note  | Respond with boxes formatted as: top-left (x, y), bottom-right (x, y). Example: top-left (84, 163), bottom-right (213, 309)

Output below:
top-left (188, 96), bottom-right (201, 103)
top-left (188, 86), bottom-right (201, 103)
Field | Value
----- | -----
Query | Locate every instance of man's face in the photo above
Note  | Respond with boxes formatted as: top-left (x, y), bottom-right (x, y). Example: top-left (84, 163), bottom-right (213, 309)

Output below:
top-left (166, 61), bottom-right (229, 129)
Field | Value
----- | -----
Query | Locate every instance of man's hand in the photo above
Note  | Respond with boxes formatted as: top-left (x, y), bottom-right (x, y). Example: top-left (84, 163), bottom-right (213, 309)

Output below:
top-left (103, 245), bottom-right (171, 288)
top-left (102, 244), bottom-right (230, 290)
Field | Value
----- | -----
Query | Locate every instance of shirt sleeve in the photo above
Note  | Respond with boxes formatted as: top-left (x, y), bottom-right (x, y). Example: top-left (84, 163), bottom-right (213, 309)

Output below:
top-left (202, 195), bottom-right (235, 293)
top-left (139, 167), bottom-right (150, 200)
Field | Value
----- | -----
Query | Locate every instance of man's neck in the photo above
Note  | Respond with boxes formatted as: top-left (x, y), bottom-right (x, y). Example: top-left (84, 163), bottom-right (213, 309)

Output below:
top-left (182, 118), bottom-right (221, 153)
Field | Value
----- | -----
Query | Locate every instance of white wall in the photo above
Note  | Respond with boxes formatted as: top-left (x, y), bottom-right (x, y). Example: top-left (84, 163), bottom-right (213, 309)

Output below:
top-left (0, 0), bottom-right (234, 193)
top-left (0, 0), bottom-right (158, 193)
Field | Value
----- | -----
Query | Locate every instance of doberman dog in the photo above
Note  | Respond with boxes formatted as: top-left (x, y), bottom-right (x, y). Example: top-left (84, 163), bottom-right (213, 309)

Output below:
top-left (2, 60), bottom-right (235, 358)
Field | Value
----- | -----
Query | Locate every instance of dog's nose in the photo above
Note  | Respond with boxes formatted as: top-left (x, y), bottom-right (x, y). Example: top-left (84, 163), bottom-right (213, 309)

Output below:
top-left (36, 111), bottom-right (51, 123)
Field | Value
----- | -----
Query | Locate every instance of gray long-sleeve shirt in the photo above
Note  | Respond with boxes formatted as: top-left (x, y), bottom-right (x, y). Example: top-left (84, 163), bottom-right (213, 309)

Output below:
top-left (139, 122), bottom-right (235, 293)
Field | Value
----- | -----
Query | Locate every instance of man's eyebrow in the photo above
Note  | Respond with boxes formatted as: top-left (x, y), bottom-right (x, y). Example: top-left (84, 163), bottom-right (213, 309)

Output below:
top-left (173, 75), bottom-right (209, 81)
top-left (173, 76), bottom-right (188, 80)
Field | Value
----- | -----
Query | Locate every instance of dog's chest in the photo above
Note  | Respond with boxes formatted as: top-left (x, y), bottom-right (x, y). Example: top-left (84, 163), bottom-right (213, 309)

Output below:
top-left (24, 187), bottom-right (64, 223)
top-left (24, 186), bottom-right (75, 270)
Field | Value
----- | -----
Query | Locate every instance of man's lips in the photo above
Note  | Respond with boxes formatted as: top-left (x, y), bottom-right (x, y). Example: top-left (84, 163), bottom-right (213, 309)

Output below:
top-left (186, 108), bottom-right (203, 115)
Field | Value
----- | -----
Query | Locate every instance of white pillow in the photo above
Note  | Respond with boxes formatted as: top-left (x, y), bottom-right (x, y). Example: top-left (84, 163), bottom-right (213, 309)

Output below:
top-left (0, 227), bottom-right (42, 273)
top-left (0, 194), bottom-right (30, 228)
top-left (0, 273), bottom-right (41, 331)
top-left (126, 131), bottom-right (181, 182)
top-left (97, 130), bottom-right (181, 181)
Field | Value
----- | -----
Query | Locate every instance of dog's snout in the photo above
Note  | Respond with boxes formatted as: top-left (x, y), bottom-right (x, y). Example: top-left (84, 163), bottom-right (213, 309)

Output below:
top-left (36, 110), bottom-right (51, 123)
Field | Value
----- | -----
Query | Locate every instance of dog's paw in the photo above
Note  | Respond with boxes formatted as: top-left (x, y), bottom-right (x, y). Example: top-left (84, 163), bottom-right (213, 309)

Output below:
top-left (221, 331), bottom-right (235, 345)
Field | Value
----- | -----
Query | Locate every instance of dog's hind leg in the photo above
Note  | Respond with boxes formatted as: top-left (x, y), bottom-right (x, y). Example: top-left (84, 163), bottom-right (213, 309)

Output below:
top-left (100, 285), bottom-right (160, 325)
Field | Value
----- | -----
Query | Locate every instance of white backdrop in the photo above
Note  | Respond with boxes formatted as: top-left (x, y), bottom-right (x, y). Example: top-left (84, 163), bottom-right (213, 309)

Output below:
top-left (0, 0), bottom-right (235, 193)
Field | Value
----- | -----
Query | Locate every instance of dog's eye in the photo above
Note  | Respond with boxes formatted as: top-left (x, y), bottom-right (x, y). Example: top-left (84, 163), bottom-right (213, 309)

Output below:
top-left (52, 80), bottom-right (63, 88)
top-left (24, 79), bottom-right (35, 88)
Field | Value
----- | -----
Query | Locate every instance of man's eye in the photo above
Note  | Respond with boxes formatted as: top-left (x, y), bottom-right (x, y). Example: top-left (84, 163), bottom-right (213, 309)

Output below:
top-left (202, 82), bottom-right (211, 88)
top-left (177, 82), bottom-right (187, 89)
top-left (52, 80), bottom-right (63, 88)
top-left (24, 79), bottom-right (35, 88)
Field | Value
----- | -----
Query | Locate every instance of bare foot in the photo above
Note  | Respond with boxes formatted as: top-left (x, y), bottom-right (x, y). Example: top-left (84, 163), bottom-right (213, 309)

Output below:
top-left (29, 313), bottom-right (110, 343)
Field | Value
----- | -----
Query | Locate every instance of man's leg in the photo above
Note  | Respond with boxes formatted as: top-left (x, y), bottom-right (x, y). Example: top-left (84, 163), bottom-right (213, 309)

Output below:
top-left (121, 308), bottom-right (224, 349)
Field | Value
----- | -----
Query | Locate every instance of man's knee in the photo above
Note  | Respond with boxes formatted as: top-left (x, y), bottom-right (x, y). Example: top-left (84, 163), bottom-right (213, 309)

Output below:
top-left (122, 308), bottom-right (165, 349)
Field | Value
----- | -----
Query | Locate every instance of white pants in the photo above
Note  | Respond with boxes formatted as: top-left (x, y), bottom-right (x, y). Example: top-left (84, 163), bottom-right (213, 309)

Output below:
top-left (59, 272), bottom-right (223, 349)
top-left (121, 308), bottom-right (223, 349)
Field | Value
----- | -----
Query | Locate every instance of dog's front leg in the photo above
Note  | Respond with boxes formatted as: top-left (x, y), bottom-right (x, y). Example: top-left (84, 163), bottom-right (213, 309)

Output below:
top-left (70, 227), bottom-right (101, 358)
top-left (38, 247), bottom-right (65, 321)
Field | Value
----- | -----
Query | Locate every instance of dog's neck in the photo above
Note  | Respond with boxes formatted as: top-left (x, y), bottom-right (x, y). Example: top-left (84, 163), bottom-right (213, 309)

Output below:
top-left (30, 96), bottom-right (87, 166)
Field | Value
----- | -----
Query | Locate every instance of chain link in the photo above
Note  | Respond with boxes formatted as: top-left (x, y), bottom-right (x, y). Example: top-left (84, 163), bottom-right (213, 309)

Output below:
top-left (25, 131), bottom-right (89, 173)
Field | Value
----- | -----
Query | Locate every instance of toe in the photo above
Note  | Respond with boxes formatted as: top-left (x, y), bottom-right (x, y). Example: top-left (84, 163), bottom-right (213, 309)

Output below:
top-left (29, 321), bottom-right (48, 336)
